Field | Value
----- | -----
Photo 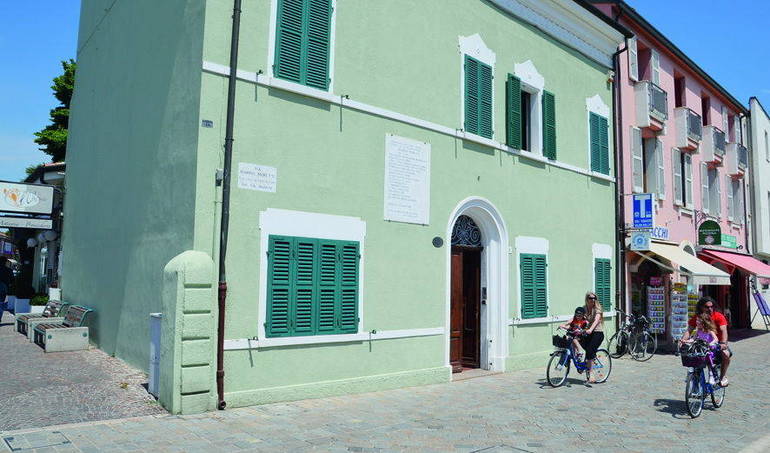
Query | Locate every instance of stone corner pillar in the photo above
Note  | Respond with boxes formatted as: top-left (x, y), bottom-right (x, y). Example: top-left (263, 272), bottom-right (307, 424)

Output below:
top-left (159, 250), bottom-right (217, 414)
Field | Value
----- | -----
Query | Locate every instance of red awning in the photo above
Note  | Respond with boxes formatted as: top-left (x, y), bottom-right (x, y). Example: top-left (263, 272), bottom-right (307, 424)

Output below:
top-left (700, 250), bottom-right (770, 278)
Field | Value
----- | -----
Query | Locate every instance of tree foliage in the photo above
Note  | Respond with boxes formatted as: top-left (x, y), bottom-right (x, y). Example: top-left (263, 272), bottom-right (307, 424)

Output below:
top-left (34, 59), bottom-right (76, 162)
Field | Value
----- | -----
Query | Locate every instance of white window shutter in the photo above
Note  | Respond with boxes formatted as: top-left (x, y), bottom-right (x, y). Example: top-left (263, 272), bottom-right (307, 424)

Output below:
top-left (631, 127), bottom-right (644, 192)
top-left (727, 176), bottom-right (734, 221)
top-left (656, 139), bottom-right (665, 200)
top-left (736, 181), bottom-right (744, 224)
top-left (628, 37), bottom-right (639, 82)
top-left (722, 106), bottom-right (729, 136)
top-left (734, 116), bottom-right (742, 144)
top-left (651, 50), bottom-right (660, 85)
top-left (672, 149), bottom-right (683, 206)
top-left (644, 138), bottom-right (657, 194)
top-left (684, 153), bottom-right (693, 208)
top-left (712, 169), bottom-right (722, 218)
top-left (701, 163), bottom-right (709, 213)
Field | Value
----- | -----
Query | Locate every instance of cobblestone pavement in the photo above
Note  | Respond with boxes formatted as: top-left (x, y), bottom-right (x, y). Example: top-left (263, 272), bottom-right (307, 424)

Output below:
top-left (0, 311), bottom-right (166, 431)
top-left (2, 327), bottom-right (770, 452)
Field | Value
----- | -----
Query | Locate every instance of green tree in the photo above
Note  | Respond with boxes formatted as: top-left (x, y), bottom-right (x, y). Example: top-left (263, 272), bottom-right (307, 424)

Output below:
top-left (34, 59), bottom-right (76, 162)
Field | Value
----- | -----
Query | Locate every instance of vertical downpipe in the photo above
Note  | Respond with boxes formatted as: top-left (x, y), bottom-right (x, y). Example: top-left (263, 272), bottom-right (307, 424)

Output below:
top-left (613, 37), bottom-right (629, 325)
top-left (217, 0), bottom-right (243, 411)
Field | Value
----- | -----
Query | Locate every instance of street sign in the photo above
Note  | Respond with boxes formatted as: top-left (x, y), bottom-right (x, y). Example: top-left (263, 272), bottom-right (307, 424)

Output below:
top-left (632, 193), bottom-right (654, 229)
top-left (630, 230), bottom-right (651, 251)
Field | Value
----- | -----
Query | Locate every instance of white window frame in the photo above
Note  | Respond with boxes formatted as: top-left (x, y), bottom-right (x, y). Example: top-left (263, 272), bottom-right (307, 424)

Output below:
top-left (266, 0), bottom-right (338, 93)
top-left (644, 138), bottom-right (665, 200)
top-left (459, 34), bottom-right (496, 141)
top-left (701, 162), bottom-right (710, 214)
top-left (257, 208), bottom-right (366, 346)
top-left (722, 106), bottom-right (729, 141)
top-left (708, 167), bottom-right (721, 218)
top-left (514, 60), bottom-right (545, 155)
top-left (514, 236), bottom-right (549, 322)
top-left (733, 179), bottom-right (744, 225)
top-left (586, 94), bottom-right (611, 174)
top-left (684, 153), bottom-right (693, 208)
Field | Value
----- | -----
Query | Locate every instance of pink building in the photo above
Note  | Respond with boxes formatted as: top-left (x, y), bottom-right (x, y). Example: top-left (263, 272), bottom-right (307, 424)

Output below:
top-left (591, 1), bottom-right (755, 343)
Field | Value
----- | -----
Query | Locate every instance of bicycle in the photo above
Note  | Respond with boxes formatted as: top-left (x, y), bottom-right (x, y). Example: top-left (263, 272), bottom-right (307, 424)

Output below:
top-left (606, 309), bottom-right (657, 361)
top-left (676, 338), bottom-right (726, 418)
top-left (546, 327), bottom-right (612, 387)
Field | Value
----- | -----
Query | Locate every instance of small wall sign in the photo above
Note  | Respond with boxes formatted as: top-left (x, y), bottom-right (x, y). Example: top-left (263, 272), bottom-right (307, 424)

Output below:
top-left (698, 220), bottom-right (721, 246)
top-left (237, 163), bottom-right (277, 193)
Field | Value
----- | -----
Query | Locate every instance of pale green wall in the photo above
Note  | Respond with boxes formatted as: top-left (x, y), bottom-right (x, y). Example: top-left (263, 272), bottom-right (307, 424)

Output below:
top-left (195, 0), bottom-right (617, 404)
top-left (62, 0), bottom-right (206, 369)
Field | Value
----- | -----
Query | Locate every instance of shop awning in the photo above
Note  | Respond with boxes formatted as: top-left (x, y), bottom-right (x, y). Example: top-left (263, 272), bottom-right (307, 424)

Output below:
top-left (634, 242), bottom-right (731, 286)
top-left (699, 249), bottom-right (770, 279)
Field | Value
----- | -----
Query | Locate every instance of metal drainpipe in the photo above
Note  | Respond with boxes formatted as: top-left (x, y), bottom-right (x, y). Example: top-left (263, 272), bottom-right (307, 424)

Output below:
top-left (612, 39), bottom-right (629, 323)
top-left (216, 0), bottom-right (242, 411)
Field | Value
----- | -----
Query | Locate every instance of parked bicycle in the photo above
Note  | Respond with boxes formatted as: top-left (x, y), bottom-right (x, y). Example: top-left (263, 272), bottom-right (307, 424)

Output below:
top-left (606, 309), bottom-right (657, 361)
top-left (676, 338), bottom-right (726, 418)
top-left (546, 327), bottom-right (612, 387)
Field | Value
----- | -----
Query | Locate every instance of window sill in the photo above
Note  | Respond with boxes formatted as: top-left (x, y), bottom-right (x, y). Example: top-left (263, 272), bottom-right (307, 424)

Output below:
top-left (677, 206), bottom-right (694, 216)
top-left (223, 327), bottom-right (444, 350)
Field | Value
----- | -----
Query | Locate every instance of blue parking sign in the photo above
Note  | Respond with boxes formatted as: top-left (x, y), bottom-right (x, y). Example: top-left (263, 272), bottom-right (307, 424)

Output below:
top-left (632, 193), bottom-right (654, 229)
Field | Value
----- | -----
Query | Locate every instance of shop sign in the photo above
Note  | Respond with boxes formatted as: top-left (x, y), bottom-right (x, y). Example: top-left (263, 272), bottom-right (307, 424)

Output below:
top-left (721, 234), bottom-right (737, 249)
top-left (630, 230), bottom-right (651, 251)
top-left (0, 216), bottom-right (52, 229)
top-left (650, 226), bottom-right (669, 240)
top-left (698, 220), bottom-right (721, 246)
top-left (632, 193), bottom-right (655, 228)
top-left (0, 181), bottom-right (54, 215)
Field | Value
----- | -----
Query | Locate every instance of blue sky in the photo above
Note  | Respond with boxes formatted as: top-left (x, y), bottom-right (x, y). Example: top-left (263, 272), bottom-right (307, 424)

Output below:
top-left (0, 1), bottom-right (768, 182)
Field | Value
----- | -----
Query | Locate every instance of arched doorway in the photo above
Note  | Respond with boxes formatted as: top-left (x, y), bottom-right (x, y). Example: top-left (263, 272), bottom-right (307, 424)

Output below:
top-left (445, 198), bottom-right (509, 374)
top-left (449, 215), bottom-right (482, 372)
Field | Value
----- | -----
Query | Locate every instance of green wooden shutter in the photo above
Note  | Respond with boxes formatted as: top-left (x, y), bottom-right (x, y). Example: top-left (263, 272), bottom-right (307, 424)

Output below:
top-left (520, 254), bottom-right (547, 319)
top-left (600, 116), bottom-right (610, 175)
top-left (293, 238), bottom-right (317, 334)
top-left (464, 56), bottom-right (479, 136)
top-left (338, 241), bottom-right (360, 333)
top-left (317, 241), bottom-right (338, 333)
top-left (533, 255), bottom-right (548, 318)
top-left (304, 0), bottom-right (332, 90)
top-left (506, 74), bottom-right (522, 149)
top-left (464, 56), bottom-right (493, 139)
top-left (266, 236), bottom-right (293, 337)
top-left (274, 0), bottom-right (304, 84)
top-left (542, 91), bottom-right (556, 159)
top-left (595, 258), bottom-right (612, 311)
top-left (478, 62), bottom-right (493, 139)
top-left (274, 0), bottom-right (332, 90)
top-left (590, 112), bottom-right (601, 172)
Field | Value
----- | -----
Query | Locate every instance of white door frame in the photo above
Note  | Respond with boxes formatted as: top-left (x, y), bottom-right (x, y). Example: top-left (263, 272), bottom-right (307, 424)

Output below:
top-left (445, 197), bottom-right (509, 373)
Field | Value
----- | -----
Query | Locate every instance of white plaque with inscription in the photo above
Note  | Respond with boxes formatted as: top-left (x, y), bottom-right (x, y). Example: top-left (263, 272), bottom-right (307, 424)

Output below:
top-left (238, 163), bottom-right (277, 193)
top-left (383, 134), bottom-right (431, 225)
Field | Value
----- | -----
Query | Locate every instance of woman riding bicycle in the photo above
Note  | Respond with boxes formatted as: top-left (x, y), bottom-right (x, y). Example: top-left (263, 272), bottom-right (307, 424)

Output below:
top-left (583, 292), bottom-right (604, 384)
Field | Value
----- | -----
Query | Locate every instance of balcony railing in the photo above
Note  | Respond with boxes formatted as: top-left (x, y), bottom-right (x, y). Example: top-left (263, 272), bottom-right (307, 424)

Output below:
top-left (737, 143), bottom-right (748, 169)
top-left (686, 109), bottom-right (702, 141)
top-left (648, 82), bottom-right (668, 121)
top-left (714, 127), bottom-right (726, 156)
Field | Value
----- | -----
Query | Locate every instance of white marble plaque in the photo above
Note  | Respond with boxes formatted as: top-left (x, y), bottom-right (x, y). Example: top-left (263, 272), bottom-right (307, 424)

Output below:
top-left (384, 134), bottom-right (431, 225)
top-left (238, 163), bottom-right (277, 193)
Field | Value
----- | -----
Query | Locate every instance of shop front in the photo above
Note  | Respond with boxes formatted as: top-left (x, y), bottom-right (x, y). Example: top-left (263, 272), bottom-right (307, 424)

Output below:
top-left (698, 249), bottom-right (770, 330)
top-left (628, 241), bottom-right (730, 346)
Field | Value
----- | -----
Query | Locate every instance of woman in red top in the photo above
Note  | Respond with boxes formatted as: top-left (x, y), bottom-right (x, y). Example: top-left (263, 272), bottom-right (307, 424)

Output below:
top-left (687, 296), bottom-right (731, 386)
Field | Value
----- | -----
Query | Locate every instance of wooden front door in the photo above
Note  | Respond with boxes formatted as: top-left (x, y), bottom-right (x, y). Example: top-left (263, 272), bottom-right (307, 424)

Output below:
top-left (450, 246), bottom-right (481, 372)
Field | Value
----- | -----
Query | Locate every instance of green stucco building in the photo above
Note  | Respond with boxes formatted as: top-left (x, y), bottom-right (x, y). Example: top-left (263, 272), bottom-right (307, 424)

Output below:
top-left (63, 0), bottom-right (628, 413)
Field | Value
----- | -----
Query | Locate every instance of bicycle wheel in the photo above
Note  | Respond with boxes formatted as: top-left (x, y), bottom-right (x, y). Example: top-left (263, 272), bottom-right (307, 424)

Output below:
top-left (591, 349), bottom-right (612, 383)
top-left (685, 370), bottom-right (705, 418)
top-left (546, 351), bottom-right (570, 387)
top-left (631, 331), bottom-right (657, 362)
top-left (711, 368), bottom-right (726, 408)
top-left (607, 330), bottom-right (628, 359)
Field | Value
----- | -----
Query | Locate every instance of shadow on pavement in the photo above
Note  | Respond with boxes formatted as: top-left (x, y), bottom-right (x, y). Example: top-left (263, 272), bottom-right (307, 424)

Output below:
top-left (653, 398), bottom-right (691, 419)
top-left (730, 328), bottom-right (770, 342)
top-left (535, 376), bottom-right (587, 389)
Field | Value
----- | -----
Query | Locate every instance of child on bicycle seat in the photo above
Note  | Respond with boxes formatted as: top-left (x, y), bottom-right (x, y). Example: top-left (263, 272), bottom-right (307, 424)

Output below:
top-left (680, 313), bottom-right (718, 346)
top-left (560, 307), bottom-right (588, 360)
